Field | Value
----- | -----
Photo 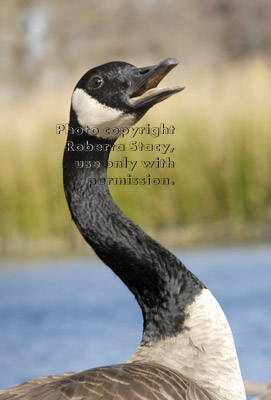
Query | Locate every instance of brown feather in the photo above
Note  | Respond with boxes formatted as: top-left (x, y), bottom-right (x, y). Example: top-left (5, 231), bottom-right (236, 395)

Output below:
top-left (0, 363), bottom-right (218, 400)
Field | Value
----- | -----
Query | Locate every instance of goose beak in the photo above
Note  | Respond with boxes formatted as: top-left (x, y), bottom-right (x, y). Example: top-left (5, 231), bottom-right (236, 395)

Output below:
top-left (128, 57), bottom-right (184, 108)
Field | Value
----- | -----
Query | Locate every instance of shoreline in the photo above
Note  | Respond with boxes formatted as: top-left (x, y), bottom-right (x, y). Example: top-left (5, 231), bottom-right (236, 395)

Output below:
top-left (1, 221), bottom-right (270, 260)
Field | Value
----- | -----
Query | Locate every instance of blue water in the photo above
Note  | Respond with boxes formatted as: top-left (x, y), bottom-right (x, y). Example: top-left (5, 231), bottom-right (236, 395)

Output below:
top-left (0, 245), bottom-right (270, 391)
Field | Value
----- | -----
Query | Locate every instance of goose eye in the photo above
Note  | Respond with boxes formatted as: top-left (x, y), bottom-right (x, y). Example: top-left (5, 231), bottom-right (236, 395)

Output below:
top-left (89, 77), bottom-right (103, 89)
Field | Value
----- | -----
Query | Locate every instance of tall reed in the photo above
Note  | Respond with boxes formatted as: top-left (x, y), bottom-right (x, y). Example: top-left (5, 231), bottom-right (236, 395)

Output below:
top-left (0, 60), bottom-right (270, 255)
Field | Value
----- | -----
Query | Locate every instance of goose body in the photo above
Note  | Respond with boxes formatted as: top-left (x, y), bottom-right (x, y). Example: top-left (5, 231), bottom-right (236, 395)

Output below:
top-left (0, 58), bottom-right (246, 400)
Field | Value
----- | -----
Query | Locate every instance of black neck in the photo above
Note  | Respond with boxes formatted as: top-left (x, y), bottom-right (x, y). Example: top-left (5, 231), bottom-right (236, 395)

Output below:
top-left (63, 121), bottom-right (204, 342)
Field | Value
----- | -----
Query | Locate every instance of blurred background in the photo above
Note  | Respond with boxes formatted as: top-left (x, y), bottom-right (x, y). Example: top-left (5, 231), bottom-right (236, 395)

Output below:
top-left (1, 0), bottom-right (271, 255)
top-left (0, 0), bottom-right (270, 395)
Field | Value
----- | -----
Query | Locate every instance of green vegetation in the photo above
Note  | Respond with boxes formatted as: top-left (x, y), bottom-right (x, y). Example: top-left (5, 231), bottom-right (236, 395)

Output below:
top-left (0, 61), bottom-right (270, 256)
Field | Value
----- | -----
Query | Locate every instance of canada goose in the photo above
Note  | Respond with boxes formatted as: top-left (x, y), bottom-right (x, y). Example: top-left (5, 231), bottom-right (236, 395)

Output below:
top-left (0, 58), bottom-right (246, 400)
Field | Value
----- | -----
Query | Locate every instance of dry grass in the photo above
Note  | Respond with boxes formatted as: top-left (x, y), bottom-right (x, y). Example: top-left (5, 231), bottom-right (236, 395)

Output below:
top-left (0, 60), bottom-right (270, 256)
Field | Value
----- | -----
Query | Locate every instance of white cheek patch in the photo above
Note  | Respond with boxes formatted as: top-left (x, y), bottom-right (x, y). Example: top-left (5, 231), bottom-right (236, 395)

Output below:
top-left (72, 88), bottom-right (135, 139)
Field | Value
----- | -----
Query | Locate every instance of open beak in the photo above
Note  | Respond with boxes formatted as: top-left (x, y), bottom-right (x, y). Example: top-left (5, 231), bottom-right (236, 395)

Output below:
top-left (127, 58), bottom-right (184, 108)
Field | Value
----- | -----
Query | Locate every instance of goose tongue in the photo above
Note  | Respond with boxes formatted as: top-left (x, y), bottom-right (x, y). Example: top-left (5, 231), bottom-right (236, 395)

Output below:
top-left (127, 57), bottom-right (184, 108)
